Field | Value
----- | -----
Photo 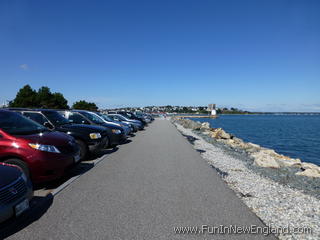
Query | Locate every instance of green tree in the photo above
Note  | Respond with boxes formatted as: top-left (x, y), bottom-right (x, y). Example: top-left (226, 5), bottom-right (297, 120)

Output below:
top-left (9, 85), bottom-right (69, 109)
top-left (9, 85), bottom-right (38, 108)
top-left (36, 86), bottom-right (69, 109)
top-left (72, 100), bottom-right (98, 111)
top-left (37, 86), bottom-right (53, 108)
top-left (51, 93), bottom-right (69, 109)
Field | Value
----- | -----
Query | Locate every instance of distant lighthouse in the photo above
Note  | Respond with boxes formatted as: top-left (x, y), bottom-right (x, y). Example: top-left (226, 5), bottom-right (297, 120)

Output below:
top-left (208, 104), bottom-right (217, 116)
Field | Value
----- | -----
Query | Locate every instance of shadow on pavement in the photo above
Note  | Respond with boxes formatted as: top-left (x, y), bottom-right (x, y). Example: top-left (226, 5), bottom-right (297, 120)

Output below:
top-left (210, 165), bottom-right (229, 178)
top-left (0, 194), bottom-right (53, 239)
top-left (33, 162), bottom-right (95, 191)
top-left (87, 147), bottom-right (119, 160)
top-left (0, 142), bottom-right (122, 238)
top-left (196, 149), bottom-right (206, 153)
top-left (120, 139), bottom-right (132, 145)
top-left (35, 147), bottom-right (119, 190)
top-left (181, 134), bottom-right (199, 145)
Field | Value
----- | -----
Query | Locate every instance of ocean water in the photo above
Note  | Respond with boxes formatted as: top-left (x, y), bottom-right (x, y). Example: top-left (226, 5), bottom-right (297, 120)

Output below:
top-left (188, 115), bottom-right (320, 165)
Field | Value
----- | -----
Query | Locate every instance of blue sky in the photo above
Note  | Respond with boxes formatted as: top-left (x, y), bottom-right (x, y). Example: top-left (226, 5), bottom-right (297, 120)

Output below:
top-left (0, 0), bottom-right (319, 111)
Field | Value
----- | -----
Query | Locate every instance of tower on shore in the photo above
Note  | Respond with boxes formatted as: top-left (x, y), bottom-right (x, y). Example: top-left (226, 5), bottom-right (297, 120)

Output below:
top-left (208, 104), bottom-right (216, 116)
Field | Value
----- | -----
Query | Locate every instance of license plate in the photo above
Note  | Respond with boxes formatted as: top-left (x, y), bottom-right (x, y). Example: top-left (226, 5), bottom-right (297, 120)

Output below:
top-left (74, 153), bottom-right (81, 163)
top-left (15, 199), bottom-right (29, 217)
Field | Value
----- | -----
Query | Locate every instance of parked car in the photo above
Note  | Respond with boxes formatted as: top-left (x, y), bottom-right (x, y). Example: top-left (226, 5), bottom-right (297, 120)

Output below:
top-left (145, 113), bottom-right (155, 121)
top-left (0, 110), bottom-right (79, 183)
top-left (117, 111), bottom-right (148, 126)
top-left (61, 110), bottom-right (126, 147)
top-left (0, 162), bottom-right (33, 223)
top-left (108, 114), bottom-right (144, 130)
top-left (135, 112), bottom-right (155, 123)
top-left (12, 109), bottom-right (110, 161)
top-left (88, 112), bottom-right (131, 135)
top-left (95, 112), bottom-right (133, 134)
top-left (102, 113), bottom-right (137, 132)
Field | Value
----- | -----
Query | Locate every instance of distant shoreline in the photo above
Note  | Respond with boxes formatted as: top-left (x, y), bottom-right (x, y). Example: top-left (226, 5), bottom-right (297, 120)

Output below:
top-left (172, 112), bottom-right (320, 116)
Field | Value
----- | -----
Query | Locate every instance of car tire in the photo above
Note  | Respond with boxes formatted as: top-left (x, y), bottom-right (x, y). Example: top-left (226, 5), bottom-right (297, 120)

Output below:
top-left (109, 142), bottom-right (117, 148)
top-left (105, 137), bottom-right (109, 149)
top-left (4, 158), bottom-right (30, 178)
top-left (76, 139), bottom-right (88, 161)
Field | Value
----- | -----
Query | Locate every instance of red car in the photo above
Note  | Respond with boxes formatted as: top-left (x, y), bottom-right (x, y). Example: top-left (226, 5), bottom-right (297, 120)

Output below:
top-left (0, 110), bottom-right (80, 184)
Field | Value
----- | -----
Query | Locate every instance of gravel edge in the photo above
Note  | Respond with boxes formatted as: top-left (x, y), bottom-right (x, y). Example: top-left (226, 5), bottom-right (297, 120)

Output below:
top-left (172, 121), bottom-right (320, 240)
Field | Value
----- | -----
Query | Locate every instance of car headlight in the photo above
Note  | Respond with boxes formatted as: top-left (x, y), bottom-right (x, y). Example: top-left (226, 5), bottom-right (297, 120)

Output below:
top-left (28, 143), bottom-right (61, 153)
top-left (21, 173), bottom-right (28, 182)
top-left (89, 133), bottom-right (102, 139)
top-left (111, 129), bottom-right (122, 134)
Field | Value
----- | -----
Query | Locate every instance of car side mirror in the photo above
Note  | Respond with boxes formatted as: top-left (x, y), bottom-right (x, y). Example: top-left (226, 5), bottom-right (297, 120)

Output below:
top-left (44, 122), bottom-right (54, 129)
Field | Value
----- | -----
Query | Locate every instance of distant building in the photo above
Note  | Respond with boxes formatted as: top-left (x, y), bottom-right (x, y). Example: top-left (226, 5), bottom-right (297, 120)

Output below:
top-left (207, 104), bottom-right (217, 116)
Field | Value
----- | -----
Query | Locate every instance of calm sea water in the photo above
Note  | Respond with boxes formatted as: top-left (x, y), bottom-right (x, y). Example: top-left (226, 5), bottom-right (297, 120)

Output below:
top-left (189, 115), bottom-right (320, 165)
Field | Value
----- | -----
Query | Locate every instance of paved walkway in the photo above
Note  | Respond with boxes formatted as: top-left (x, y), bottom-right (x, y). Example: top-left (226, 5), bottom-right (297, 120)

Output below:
top-left (7, 119), bottom-right (274, 239)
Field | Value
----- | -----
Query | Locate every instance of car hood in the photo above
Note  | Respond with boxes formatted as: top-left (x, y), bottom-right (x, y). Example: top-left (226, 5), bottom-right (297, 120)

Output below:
top-left (128, 120), bottom-right (142, 125)
top-left (111, 120), bottom-right (129, 127)
top-left (0, 164), bottom-right (22, 189)
top-left (17, 131), bottom-right (73, 145)
top-left (57, 123), bottom-right (107, 133)
top-left (102, 121), bottom-right (121, 127)
top-left (100, 123), bottom-right (122, 130)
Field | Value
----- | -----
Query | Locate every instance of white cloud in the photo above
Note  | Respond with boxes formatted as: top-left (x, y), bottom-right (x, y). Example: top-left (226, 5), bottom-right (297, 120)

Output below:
top-left (19, 64), bottom-right (29, 70)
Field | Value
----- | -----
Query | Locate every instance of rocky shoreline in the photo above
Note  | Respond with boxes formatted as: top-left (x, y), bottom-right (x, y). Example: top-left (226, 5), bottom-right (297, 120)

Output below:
top-left (171, 117), bottom-right (320, 240)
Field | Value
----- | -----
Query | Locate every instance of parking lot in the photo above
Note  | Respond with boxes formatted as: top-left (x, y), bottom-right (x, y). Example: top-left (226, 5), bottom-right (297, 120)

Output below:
top-left (0, 118), bottom-right (272, 240)
top-left (0, 135), bottom-right (128, 239)
top-left (0, 108), bottom-right (155, 237)
top-left (33, 148), bottom-right (119, 197)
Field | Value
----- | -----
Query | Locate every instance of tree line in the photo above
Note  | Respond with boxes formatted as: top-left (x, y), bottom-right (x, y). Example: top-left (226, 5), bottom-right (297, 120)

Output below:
top-left (9, 85), bottom-right (98, 111)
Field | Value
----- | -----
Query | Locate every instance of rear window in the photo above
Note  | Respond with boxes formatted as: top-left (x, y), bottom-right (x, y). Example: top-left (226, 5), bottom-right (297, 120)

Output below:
top-left (23, 112), bottom-right (48, 125)
top-left (0, 111), bottom-right (47, 135)
top-left (43, 111), bottom-right (70, 126)
top-left (80, 112), bottom-right (105, 124)
top-left (66, 112), bottom-right (89, 124)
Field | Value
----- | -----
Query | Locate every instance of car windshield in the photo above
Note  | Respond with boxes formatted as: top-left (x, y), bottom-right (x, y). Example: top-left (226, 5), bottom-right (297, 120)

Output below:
top-left (80, 111), bottom-right (105, 124)
top-left (0, 111), bottom-right (47, 135)
top-left (97, 113), bottom-right (113, 122)
top-left (121, 112), bottom-right (133, 119)
top-left (135, 112), bottom-right (143, 117)
top-left (112, 114), bottom-right (127, 121)
top-left (43, 111), bottom-right (70, 126)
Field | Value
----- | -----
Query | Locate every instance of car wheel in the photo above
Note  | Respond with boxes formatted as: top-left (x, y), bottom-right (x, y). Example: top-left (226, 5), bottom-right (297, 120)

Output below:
top-left (76, 140), bottom-right (88, 161)
top-left (4, 158), bottom-right (30, 178)
top-left (105, 136), bottom-right (109, 149)
top-left (109, 143), bottom-right (117, 149)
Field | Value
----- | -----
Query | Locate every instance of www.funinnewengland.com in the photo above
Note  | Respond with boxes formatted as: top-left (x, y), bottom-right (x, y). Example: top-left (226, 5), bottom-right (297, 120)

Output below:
top-left (173, 225), bottom-right (312, 236)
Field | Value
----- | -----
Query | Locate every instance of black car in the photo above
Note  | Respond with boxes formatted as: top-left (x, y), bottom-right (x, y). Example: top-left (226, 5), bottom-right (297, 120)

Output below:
top-left (0, 162), bottom-right (33, 224)
top-left (61, 110), bottom-right (127, 147)
top-left (117, 111), bottom-right (148, 126)
top-left (12, 109), bottom-right (110, 160)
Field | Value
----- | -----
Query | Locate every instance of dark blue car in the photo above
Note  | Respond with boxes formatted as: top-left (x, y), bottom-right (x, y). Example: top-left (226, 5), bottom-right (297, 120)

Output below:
top-left (0, 163), bottom-right (33, 223)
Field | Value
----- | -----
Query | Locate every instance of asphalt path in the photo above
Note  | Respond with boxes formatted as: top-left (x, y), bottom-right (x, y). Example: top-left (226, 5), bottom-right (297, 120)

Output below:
top-left (5, 119), bottom-right (275, 240)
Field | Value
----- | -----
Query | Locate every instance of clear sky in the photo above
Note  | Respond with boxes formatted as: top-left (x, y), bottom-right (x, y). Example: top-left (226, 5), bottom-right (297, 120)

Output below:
top-left (0, 0), bottom-right (319, 111)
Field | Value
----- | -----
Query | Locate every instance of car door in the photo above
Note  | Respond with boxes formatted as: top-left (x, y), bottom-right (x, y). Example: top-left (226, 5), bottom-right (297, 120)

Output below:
top-left (22, 112), bottom-right (48, 126)
top-left (66, 112), bottom-right (90, 125)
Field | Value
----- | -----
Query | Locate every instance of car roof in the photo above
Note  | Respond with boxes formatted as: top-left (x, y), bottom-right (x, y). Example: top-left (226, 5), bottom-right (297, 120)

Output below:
top-left (71, 110), bottom-right (90, 113)
top-left (7, 108), bottom-right (66, 112)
